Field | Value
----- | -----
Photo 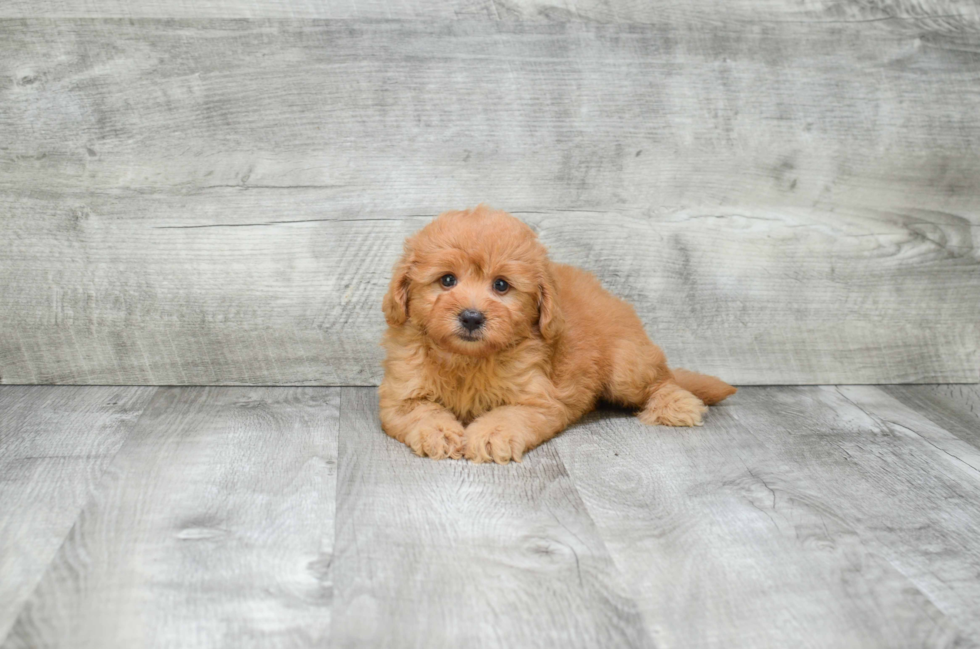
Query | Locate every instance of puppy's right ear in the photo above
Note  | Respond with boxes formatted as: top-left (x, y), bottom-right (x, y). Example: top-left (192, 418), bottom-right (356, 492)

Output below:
top-left (382, 246), bottom-right (414, 327)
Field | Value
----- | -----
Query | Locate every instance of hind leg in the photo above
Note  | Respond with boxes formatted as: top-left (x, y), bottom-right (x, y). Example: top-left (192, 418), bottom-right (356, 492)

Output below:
top-left (638, 381), bottom-right (707, 427)
top-left (603, 337), bottom-right (707, 427)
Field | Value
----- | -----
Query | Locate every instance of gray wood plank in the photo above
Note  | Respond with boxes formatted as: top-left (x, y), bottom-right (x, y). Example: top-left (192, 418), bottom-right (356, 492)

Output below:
top-left (881, 384), bottom-right (980, 450)
top-left (553, 386), bottom-right (980, 647)
top-left (0, 386), bottom-right (157, 644)
top-left (1, 0), bottom-right (976, 30)
top-left (833, 384), bottom-right (980, 636)
top-left (1, 19), bottom-right (978, 386)
top-left (332, 387), bottom-right (651, 649)
top-left (2, 192), bottom-right (976, 386)
top-left (844, 385), bottom-right (980, 475)
top-left (491, 0), bottom-right (980, 32)
top-left (1, 387), bottom-right (339, 649)
top-left (0, 0), bottom-right (495, 18)
top-left (4, 20), bottom-right (979, 207)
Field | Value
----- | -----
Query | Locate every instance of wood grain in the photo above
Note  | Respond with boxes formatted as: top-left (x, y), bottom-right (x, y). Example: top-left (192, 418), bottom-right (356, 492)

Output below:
top-left (0, 0), bottom-right (495, 19)
top-left (4, 20), bottom-right (979, 207)
top-left (2, 191), bottom-right (976, 385)
top-left (839, 385), bottom-right (980, 474)
top-left (880, 384), bottom-right (980, 450)
top-left (1, 18), bottom-right (978, 385)
top-left (552, 387), bottom-right (980, 647)
top-left (1, 0), bottom-right (976, 30)
top-left (492, 0), bottom-right (980, 32)
top-left (2, 387), bottom-right (340, 649)
top-left (3, 384), bottom-right (980, 647)
top-left (0, 386), bottom-right (156, 644)
top-left (831, 385), bottom-right (980, 640)
top-left (331, 387), bottom-right (652, 649)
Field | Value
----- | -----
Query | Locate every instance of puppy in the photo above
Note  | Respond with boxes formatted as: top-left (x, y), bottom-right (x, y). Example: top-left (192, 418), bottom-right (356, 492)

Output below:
top-left (379, 205), bottom-right (736, 464)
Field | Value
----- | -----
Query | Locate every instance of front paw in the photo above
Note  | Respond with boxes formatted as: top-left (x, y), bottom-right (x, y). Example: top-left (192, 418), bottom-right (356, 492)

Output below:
top-left (464, 421), bottom-right (526, 464)
top-left (405, 421), bottom-right (464, 460)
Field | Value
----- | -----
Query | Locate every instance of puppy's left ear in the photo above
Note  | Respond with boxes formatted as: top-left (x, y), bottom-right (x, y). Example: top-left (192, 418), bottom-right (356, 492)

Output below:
top-left (537, 267), bottom-right (564, 342)
top-left (382, 246), bottom-right (414, 327)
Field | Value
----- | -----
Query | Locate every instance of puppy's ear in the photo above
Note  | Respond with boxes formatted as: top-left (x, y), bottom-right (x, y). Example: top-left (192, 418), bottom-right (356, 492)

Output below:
top-left (537, 268), bottom-right (564, 342)
top-left (382, 246), bottom-right (414, 327)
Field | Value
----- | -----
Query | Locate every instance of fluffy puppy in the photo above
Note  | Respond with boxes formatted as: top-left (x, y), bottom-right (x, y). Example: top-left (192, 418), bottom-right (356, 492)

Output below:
top-left (379, 205), bottom-right (736, 464)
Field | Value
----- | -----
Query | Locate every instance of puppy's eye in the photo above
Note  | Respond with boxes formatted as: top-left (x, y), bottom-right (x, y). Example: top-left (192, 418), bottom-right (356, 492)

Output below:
top-left (492, 278), bottom-right (510, 294)
top-left (440, 274), bottom-right (457, 288)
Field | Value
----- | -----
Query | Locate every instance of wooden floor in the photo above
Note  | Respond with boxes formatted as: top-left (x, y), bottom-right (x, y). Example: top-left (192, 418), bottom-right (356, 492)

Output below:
top-left (2, 384), bottom-right (979, 648)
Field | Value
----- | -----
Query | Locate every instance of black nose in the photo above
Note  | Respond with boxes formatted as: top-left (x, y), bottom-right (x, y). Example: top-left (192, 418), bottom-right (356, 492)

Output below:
top-left (458, 309), bottom-right (486, 332)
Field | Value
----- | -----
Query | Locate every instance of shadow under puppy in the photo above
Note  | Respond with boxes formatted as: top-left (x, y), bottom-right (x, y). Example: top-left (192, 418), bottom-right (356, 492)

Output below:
top-left (380, 205), bottom-right (736, 464)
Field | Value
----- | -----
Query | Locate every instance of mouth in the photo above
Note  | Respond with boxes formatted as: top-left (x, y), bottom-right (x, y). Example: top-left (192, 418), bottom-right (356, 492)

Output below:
top-left (455, 331), bottom-right (483, 342)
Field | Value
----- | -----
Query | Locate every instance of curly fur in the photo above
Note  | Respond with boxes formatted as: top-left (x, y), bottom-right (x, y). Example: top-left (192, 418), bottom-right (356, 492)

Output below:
top-left (379, 206), bottom-right (736, 463)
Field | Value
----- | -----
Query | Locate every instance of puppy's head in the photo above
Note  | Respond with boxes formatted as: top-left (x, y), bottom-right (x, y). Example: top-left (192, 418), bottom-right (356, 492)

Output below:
top-left (383, 205), bottom-right (562, 357)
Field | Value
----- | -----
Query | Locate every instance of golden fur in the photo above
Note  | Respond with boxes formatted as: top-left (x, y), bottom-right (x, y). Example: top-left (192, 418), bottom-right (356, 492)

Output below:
top-left (379, 206), bottom-right (736, 464)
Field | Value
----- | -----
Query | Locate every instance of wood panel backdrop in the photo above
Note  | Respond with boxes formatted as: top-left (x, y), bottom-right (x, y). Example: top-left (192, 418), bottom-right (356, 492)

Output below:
top-left (1, 0), bottom-right (978, 385)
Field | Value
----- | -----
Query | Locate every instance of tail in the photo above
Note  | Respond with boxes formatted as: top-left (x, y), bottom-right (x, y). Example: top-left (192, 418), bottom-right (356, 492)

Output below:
top-left (671, 368), bottom-right (737, 405)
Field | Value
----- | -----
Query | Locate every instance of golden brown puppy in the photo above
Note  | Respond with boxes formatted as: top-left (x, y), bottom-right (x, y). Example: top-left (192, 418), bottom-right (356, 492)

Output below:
top-left (379, 206), bottom-right (735, 464)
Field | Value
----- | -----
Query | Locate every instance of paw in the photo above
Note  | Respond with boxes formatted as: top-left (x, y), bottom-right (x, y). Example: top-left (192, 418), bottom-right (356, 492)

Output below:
top-left (405, 420), bottom-right (464, 460)
top-left (463, 422), bottom-right (526, 464)
top-left (639, 386), bottom-right (708, 427)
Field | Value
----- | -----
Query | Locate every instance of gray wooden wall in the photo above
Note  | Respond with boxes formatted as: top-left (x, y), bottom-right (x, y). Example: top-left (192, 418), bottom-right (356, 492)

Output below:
top-left (1, 1), bottom-right (978, 386)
